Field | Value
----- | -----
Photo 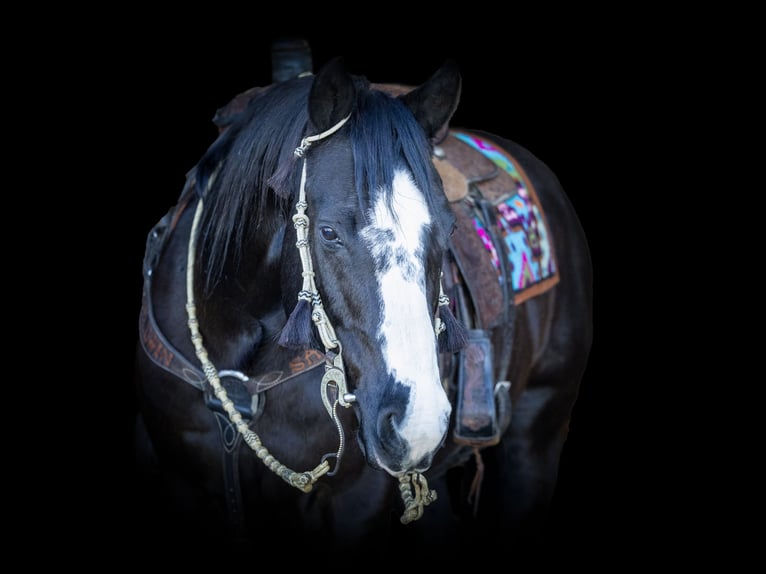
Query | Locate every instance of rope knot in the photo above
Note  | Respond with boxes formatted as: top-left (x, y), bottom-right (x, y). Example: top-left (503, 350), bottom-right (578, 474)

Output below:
top-left (292, 213), bottom-right (308, 228)
top-left (294, 139), bottom-right (311, 158)
top-left (296, 290), bottom-right (313, 302)
top-left (398, 472), bottom-right (438, 524)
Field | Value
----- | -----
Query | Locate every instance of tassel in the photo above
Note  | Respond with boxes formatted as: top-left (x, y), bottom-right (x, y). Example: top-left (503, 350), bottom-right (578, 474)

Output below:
top-left (437, 300), bottom-right (468, 353)
top-left (278, 297), bottom-right (314, 349)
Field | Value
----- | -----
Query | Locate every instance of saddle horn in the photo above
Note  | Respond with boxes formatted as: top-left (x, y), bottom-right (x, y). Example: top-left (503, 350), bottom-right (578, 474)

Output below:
top-left (271, 37), bottom-right (314, 83)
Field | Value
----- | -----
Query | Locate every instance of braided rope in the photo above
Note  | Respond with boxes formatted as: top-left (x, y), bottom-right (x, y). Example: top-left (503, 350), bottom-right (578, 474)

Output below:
top-left (291, 114), bottom-right (350, 352)
top-left (186, 198), bottom-right (329, 492)
top-left (398, 472), bottom-right (438, 524)
top-left (291, 188), bottom-right (339, 351)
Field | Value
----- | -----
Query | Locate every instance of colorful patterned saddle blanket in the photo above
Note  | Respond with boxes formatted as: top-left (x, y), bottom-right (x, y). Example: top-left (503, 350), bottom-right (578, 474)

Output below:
top-left (456, 131), bottom-right (559, 303)
top-left (435, 130), bottom-right (559, 310)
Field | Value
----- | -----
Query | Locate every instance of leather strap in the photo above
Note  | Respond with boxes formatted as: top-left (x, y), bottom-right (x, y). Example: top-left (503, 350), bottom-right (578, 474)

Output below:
top-left (448, 200), bottom-right (505, 329)
top-left (213, 412), bottom-right (246, 534)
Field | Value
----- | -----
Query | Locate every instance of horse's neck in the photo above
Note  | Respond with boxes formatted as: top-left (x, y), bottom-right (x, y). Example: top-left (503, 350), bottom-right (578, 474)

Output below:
top-left (150, 200), bottom-right (286, 373)
top-left (197, 249), bottom-right (287, 371)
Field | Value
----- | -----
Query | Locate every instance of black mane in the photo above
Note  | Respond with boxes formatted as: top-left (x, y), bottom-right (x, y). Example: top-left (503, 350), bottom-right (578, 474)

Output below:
top-left (196, 77), bottom-right (312, 293)
top-left (196, 74), bottom-right (449, 295)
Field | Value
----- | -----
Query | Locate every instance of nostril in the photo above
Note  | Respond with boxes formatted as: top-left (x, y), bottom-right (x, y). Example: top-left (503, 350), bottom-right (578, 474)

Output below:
top-left (377, 409), bottom-right (405, 451)
top-left (378, 410), bottom-right (396, 435)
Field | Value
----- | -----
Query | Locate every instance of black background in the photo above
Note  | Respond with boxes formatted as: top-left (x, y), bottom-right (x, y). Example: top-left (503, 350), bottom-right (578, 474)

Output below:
top-left (109, 23), bottom-right (638, 560)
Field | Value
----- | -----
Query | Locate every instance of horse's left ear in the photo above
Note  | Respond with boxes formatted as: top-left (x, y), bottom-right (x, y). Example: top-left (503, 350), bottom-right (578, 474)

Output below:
top-left (400, 59), bottom-right (462, 145)
top-left (308, 57), bottom-right (356, 132)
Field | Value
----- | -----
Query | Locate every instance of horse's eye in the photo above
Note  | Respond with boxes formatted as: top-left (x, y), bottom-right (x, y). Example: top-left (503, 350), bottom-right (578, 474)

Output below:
top-left (320, 226), bottom-right (340, 243)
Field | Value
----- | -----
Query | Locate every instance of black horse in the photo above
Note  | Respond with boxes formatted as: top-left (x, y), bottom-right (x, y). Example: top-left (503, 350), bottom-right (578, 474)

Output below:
top-left (134, 54), bottom-right (592, 560)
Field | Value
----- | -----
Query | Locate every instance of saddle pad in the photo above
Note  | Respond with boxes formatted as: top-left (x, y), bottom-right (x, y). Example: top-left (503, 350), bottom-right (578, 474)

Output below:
top-left (453, 131), bottom-right (560, 304)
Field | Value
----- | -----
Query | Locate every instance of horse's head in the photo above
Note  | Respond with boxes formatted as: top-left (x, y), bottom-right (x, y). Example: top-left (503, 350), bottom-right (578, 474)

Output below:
top-left (279, 59), bottom-right (463, 476)
top-left (195, 58), bottom-right (463, 478)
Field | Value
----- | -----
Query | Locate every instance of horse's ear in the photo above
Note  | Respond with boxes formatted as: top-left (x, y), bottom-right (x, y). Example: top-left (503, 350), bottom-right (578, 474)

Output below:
top-left (309, 57), bottom-right (356, 132)
top-left (400, 59), bottom-right (462, 145)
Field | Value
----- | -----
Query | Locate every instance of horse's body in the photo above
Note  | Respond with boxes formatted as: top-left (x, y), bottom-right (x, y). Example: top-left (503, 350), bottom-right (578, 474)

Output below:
top-left (134, 56), bottom-right (592, 559)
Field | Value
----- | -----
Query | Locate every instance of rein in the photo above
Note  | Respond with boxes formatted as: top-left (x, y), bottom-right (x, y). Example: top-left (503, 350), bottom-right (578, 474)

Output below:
top-left (186, 198), bottom-right (331, 492)
top-left (184, 114), bottom-right (438, 523)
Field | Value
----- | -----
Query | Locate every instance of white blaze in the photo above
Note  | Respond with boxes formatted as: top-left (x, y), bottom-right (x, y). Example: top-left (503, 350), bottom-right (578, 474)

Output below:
top-left (361, 169), bottom-right (451, 469)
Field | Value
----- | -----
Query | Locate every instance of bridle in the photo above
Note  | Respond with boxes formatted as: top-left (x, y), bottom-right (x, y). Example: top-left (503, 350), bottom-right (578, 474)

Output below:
top-left (184, 113), bottom-right (452, 523)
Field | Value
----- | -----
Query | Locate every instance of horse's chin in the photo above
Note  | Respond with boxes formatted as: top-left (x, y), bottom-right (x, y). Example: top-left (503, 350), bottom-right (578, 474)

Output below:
top-left (356, 433), bottom-right (436, 477)
top-left (377, 459), bottom-right (435, 478)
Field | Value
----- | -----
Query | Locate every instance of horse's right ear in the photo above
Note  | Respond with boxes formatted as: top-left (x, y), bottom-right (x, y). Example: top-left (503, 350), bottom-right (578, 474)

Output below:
top-left (400, 59), bottom-right (462, 145)
top-left (308, 57), bottom-right (356, 132)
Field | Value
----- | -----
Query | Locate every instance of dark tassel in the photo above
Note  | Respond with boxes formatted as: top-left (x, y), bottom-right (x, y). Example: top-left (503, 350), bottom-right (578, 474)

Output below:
top-left (438, 302), bottom-right (468, 353)
top-left (278, 298), bottom-right (314, 349)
